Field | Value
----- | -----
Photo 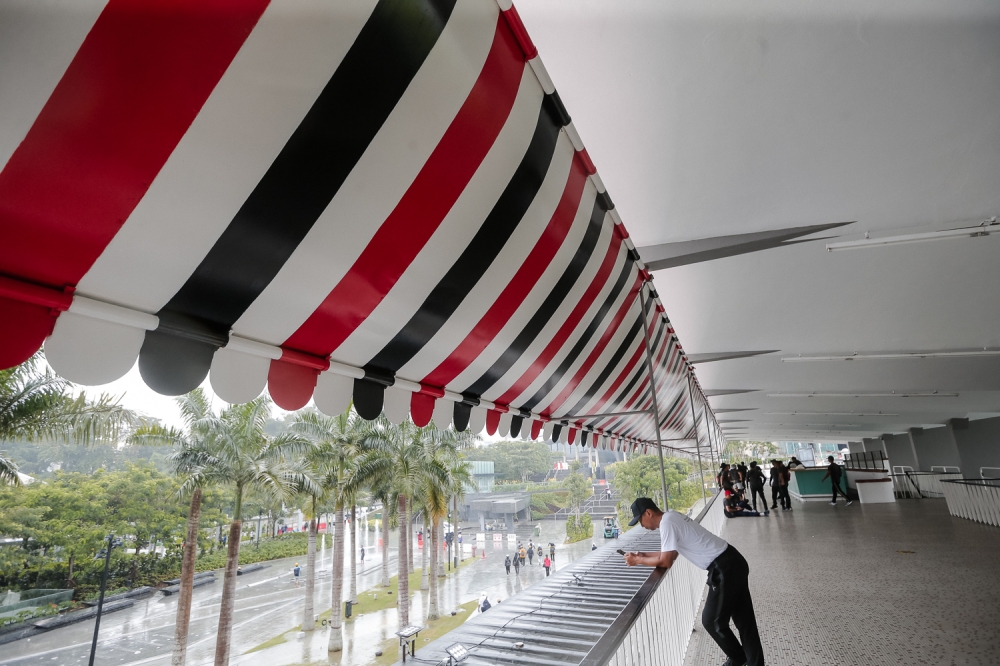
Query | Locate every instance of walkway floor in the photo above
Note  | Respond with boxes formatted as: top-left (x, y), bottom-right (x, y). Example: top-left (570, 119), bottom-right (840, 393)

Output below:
top-left (683, 499), bottom-right (1000, 666)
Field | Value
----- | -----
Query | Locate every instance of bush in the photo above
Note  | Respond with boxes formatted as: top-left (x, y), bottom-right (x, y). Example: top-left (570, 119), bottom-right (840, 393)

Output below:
top-left (193, 532), bottom-right (309, 571)
top-left (564, 514), bottom-right (592, 544)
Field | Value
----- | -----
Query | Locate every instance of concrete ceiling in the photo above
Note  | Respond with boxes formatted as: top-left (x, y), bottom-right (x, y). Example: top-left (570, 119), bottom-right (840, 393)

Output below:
top-left (518, 0), bottom-right (1000, 442)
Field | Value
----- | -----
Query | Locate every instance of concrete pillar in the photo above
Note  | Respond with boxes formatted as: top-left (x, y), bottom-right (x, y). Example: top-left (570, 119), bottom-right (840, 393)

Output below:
top-left (881, 433), bottom-right (918, 471)
top-left (505, 513), bottom-right (514, 532)
top-left (949, 416), bottom-right (1000, 479)
top-left (908, 425), bottom-right (962, 472)
top-left (478, 511), bottom-right (486, 532)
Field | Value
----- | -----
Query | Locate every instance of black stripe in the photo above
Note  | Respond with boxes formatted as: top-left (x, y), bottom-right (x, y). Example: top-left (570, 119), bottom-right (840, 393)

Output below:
top-left (364, 94), bottom-right (565, 376)
top-left (587, 316), bottom-right (665, 434)
top-left (509, 414), bottom-right (523, 438)
top-left (565, 294), bottom-right (654, 417)
top-left (138, 0), bottom-right (456, 396)
top-left (519, 256), bottom-right (635, 413)
top-left (463, 194), bottom-right (610, 398)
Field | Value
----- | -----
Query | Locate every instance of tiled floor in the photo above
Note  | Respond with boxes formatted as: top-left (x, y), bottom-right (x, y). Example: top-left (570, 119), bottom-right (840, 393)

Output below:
top-left (683, 499), bottom-right (1000, 666)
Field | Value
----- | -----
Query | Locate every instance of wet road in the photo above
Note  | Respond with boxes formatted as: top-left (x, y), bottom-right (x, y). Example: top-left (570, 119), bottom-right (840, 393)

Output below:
top-left (0, 520), bottom-right (600, 666)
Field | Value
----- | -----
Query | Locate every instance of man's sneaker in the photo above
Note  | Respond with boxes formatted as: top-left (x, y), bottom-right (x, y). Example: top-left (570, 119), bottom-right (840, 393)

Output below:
top-left (830, 501), bottom-right (837, 505)
top-left (770, 505), bottom-right (778, 510)
top-left (846, 500), bottom-right (854, 506)
top-left (721, 658), bottom-right (747, 666)
top-left (764, 510), bottom-right (770, 516)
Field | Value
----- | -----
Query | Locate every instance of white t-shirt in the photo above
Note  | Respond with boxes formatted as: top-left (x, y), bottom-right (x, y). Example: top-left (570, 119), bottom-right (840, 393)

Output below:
top-left (659, 510), bottom-right (728, 570)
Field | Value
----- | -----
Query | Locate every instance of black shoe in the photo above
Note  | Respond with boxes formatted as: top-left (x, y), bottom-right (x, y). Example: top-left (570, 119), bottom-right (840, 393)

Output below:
top-left (770, 505), bottom-right (777, 510)
top-left (722, 658), bottom-right (747, 666)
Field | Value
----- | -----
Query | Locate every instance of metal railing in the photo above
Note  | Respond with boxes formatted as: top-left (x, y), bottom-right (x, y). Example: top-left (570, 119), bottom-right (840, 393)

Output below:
top-left (941, 479), bottom-right (1000, 527)
top-left (890, 471), bottom-right (963, 499)
top-left (580, 492), bottom-right (725, 666)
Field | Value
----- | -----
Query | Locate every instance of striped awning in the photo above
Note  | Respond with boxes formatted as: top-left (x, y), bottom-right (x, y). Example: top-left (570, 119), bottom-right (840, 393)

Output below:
top-left (0, 0), bottom-right (716, 447)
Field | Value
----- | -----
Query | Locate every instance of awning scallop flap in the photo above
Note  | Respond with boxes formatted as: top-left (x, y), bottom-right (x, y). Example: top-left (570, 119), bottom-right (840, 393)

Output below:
top-left (0, 0), bottom-right (715, 445)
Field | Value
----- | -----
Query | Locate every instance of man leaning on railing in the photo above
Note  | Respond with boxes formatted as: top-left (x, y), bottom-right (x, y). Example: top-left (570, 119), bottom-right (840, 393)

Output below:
top-left (623, 498), bottom-right (765, 666)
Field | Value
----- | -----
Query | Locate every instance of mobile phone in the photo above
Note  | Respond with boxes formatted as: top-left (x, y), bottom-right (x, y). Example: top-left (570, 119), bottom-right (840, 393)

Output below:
top-left (616, 549), bottom-right (626, 555)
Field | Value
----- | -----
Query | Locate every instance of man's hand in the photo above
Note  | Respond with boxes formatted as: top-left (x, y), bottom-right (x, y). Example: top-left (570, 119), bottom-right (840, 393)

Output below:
top-left (623, 550), bottom-right (678, 570)
top-left (623, 551), bottom-right (640, 566)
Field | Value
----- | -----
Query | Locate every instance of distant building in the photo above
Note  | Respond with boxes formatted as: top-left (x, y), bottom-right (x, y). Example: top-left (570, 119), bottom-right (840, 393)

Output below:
top-left (465, 460), bottom-right (495, 493)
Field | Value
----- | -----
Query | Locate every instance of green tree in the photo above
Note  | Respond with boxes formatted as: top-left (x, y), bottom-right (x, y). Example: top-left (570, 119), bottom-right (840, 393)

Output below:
top-left (563, 472), bottom-right (592, 518)
top-left (1, 353), bottom-right (139, 459)
top-left (464, 440), bottom-right (551, 482)
top-left (173, 397), bottom-right (313, 666)
top-left (0, 452), bottom-right (18, 486)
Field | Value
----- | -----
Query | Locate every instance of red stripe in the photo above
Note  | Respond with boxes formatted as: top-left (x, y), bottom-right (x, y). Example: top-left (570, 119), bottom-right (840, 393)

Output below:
top-left (282, 17), bottom-right (524, 358)
top-left (0, 0), bottom-right (268, 369)
top-left (422, 156), bottom-right (588, 388)
top-left (501, 6), bottom-right (537, 60)
top-left (541, 276), bottom-right (642, 417)
top-left (495, 229), bottom-right (623, 406)
top-left (411, 393), bottom-right (434, 428)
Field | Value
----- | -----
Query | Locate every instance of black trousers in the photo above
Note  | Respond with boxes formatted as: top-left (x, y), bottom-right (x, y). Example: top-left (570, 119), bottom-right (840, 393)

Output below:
top-left (831, 481), bottom-right (849, 502)
top-left (505, 564), bottom-right (510, 574)
top-left (749, 486), bottom-right (766, 511)
top-left (770, 485), bottom-right (779, 508)
top-left (777, 485), bottom-right (790, 509)
top-left (703, 545), bottom-right (765, 666)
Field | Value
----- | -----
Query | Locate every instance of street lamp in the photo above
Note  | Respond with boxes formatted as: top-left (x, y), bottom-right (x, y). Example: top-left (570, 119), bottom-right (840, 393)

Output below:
top-left (89, 533), bottom-right (123, 666)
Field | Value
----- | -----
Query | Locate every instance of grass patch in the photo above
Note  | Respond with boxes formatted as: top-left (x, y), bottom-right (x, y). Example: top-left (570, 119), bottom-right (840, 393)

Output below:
top-left (245, 631), bottom-right (291, 654)
top-left (371, 599), bottom-right (479, 666)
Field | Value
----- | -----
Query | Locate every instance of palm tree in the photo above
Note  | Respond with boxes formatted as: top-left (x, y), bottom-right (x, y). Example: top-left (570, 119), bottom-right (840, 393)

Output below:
top-left (291, 408), bottom-right (374, 653)
top-left (0, 353), bottom-right (139, 485)
top-left (174, 397), bottom-right (313, 666)
top-left (130, 389), bottom-right (217, 666)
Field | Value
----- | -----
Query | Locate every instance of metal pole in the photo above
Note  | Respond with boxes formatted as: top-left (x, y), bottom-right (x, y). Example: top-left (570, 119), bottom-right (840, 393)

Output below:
top-left (684, 376), bottom-right (708, 503)
top-left (453, 494), bottom-right (459, 568)
top-left (638, 285), bottom-right (670, 508)
top-left (89, 533), bottom-right (114, 666)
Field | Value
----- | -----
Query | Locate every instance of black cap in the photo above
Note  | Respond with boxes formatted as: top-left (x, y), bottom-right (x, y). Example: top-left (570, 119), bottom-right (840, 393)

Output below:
top-left (628, 497), bottom-right (660, 526)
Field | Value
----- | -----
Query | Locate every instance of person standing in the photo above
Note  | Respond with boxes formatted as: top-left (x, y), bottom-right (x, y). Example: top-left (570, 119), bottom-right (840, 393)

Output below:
top-left (292, 563), bottom-right (301, 587)
top-left (360, 545), bottom-right (365, 564)
top-left (746, 462), bottom-right (769, 515)
top-left (769, 461), bottom-right (781, 510)
top-left (504, 555), bottom-right (511, 575)
top-left (821, 455), bottom-right (853, 506)
top-left (543, 555), bottom-right (551, 576)
top-left (624, 498), bottom-right (765, 666)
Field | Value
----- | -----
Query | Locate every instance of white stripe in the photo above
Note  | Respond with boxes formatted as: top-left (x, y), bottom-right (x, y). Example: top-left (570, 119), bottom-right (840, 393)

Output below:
top-left (234, 0), bottom-right (501, 344)
top-left (446, 179), bottom-right (596, 393)
top-left (76, 0), bottom-right (380, 312)
top-left (504, 244), bottom-right (631, 409)
top-left (477, 213), bottom-right (614, 402)
top-left (397, 132), bottom-right (575, 381)
top-left (332, 65), bottom-right (543, 366)
top-left (0, 1), bottom-right (106, 173)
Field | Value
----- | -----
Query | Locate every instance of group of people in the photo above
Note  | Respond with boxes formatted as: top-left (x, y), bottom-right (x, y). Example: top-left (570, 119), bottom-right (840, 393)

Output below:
top-left (505, 540), bottom-right (554, 576)
top-left (717, 457), bottom-right (803, 517)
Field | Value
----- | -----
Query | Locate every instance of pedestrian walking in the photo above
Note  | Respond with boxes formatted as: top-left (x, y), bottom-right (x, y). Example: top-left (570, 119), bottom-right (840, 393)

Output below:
top-left (292, 562), bottom-right (301, 587)
top-left (746, 462), bottom-right (769, 515)
top-left (504, 555), bottom-right (511, 575)
top-left (360, 545), bottom-right (365, 563)
top-left (543, 555), bottom-right (551, 576)
top-left (518, 545), bottom-right (526, 567)
top-left (536, 545), bottom-right (543, 561)
top-left (624, 498), bottom-right (764, 666)
top-left (821, 455), bottom-right (853, 506)
top-left (549, 543), bottom-right (556, 561)
top-left (513, 553), bottom-right (521, 574)
top-left (527, 545), bottom-right (534, 565)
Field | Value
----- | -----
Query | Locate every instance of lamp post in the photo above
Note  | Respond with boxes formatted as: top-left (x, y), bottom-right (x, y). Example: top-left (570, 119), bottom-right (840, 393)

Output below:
top-left (89, 533), bottom-right (121, 666)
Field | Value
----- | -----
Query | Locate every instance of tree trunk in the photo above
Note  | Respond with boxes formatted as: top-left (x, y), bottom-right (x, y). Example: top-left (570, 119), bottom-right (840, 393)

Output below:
top-left (407, 498), bottom-right (414, 575)
top-left (328, 506), bottom-right (345, 652)
top-left (303, 518), bottom-right (316, 631)
top-left (437, 517), bottom-right (445, 578)
top-left (380, 518), bottom-right (390, 587)
top-left (213, 518), bottom-right (241, 666)
top-left (427, 515), bottom-right (439, 621)
top-left (349, 505), bottom-right (358, 603)
top-left (420, 512), bottom-right (429, 591)
top-left (172, 487), bottom-right (201, 666)
top-left (396, 495), bottom-right (409, 628)
top-left (66, 552), bottom-right (75, 589)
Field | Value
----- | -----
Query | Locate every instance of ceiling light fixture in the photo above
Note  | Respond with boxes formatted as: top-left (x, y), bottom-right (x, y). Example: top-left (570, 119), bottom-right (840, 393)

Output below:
top-left (826, 217), bottom-right (997, 251)
top-left (782, 349), bottom-right (1000, 362)
top-left (768, 392), bottom-right (957, 398)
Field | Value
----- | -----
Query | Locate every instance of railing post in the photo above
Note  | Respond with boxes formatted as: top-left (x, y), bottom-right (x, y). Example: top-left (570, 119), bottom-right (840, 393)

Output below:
top-left (638, 284), bottom-right (670, 508)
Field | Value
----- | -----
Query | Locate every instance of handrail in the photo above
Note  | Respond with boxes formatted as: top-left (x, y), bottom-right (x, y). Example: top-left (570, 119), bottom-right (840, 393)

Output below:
top-left (579, 491), bottom-right (722, 666)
